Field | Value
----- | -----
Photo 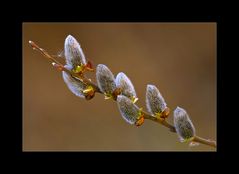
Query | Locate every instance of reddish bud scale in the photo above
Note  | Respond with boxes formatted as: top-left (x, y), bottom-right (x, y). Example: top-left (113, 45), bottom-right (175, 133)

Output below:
top-left (135, 115), bottom-right (145, 127)
top-left (160, 107), bottom-right (170, 119)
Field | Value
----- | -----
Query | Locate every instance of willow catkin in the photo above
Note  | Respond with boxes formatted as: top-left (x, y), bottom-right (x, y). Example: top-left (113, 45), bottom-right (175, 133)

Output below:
top-left (116, 72), bottom-right (137, 103)
top-left (146, 84), bottom-right (167, 116)
top-left (62, 65), bottom-right (87, 98)
top-left (96, 64), bottom-right (116, 95)
top-left (117, 95), bottom-right (141, 125)
top-left (174, 107), bottom-right (195, 141)
top-left (64, 35), bottom-right (87, 69)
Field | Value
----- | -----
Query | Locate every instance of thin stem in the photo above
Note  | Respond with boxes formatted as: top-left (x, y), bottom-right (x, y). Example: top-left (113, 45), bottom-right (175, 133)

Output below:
top-left (193, 136), bottom-right (217, 148)
top-left (29, 40), bottom-right (216, 149)
top-left (142, 111), bottom-right (176, 132)
top-left (29, 41), bottom-right (62, 65)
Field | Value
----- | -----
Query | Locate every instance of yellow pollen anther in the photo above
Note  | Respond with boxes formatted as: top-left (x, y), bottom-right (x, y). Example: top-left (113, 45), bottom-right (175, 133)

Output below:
top-left (131, 96), bottom-right (138, 103)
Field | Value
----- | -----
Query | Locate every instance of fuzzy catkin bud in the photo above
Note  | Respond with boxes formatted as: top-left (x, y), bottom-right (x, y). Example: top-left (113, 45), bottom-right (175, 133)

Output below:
top-left (96, 64), bottom-right (116, 96)
top-left (116, 72), bottom-right (137, 103)
top-left (62, 65), bottom-right (87, 98)
top-left (117, 95), bottom-right (142, 125)
top-left (146, 84), bottom-right (167, 116)
top-left (64, 35), bottom-right (87, 69)
top-left (174, 107), bottom-right (195, 142)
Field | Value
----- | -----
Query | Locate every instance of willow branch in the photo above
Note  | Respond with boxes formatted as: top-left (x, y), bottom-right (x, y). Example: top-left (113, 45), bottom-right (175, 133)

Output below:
top-left (29, 41), bottom-right (216, 149)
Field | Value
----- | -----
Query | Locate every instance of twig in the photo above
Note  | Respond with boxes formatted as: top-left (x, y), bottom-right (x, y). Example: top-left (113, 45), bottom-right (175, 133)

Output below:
top-left (29, 40), bottom-right (216, 149)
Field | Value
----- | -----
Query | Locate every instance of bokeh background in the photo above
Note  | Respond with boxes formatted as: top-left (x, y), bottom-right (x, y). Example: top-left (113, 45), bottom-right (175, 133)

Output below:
top-left (23, 23), bottom-right (216, 151)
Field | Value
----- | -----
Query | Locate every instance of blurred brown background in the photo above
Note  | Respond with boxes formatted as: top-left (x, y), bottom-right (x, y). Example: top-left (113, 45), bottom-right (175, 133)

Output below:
top-left (23, 23), bottom-right (216, 151)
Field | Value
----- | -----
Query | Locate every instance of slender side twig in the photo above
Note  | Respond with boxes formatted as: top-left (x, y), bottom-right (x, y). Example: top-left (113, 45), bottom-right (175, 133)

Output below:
top-left (29, 41), bottom-right (216, 149)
